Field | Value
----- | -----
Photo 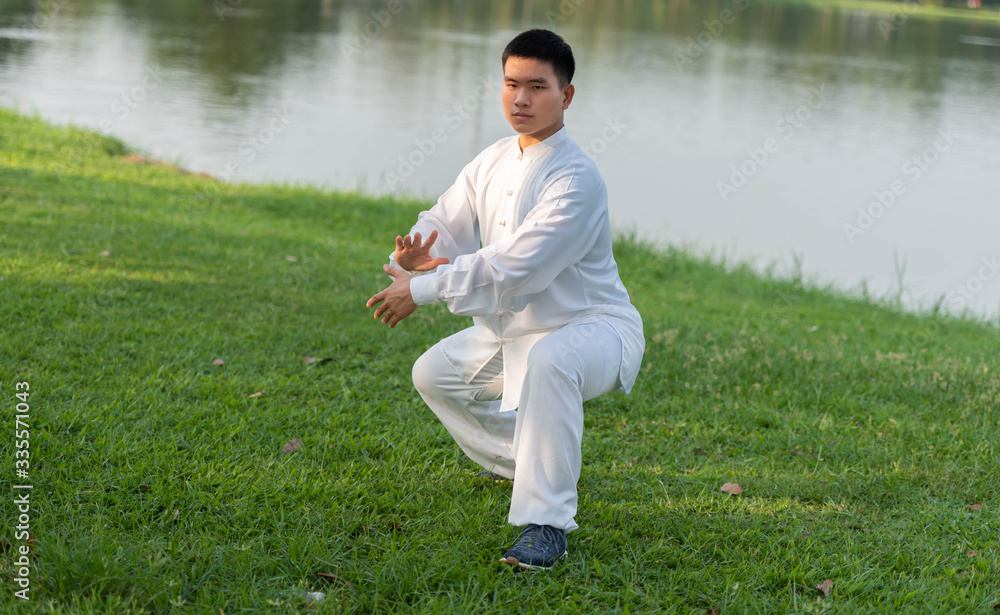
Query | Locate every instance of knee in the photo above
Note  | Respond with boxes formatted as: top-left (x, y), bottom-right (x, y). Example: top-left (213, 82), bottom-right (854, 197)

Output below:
top-left (526, 338), bottom-right (579, 385)
top-left (411, 346), bottom-right (441, 397)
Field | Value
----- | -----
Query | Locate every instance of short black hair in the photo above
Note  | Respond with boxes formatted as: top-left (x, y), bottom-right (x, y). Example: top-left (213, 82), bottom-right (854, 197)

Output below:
top-left (501, 29), bottom-right (575, 88)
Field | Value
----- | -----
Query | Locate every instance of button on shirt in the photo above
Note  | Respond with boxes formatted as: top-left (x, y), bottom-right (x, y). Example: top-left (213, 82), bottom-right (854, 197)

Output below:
top-left (394, 124), bottom-right (644, 412)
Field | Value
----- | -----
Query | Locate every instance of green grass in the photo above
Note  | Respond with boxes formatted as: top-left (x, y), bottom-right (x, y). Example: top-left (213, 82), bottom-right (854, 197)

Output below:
top-left (756, 0), bottom-right (1000, 24)
top-left (1, 107), bottom-right (998, 614)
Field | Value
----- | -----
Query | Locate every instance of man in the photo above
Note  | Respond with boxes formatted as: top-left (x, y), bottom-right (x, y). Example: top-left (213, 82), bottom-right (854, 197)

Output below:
top-left (366, 29), bottom-right (644, 570)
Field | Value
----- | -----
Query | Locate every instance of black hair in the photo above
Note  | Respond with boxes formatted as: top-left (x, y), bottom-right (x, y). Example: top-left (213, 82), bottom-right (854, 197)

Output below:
top-left (501, 29), bottom-right (575, 88)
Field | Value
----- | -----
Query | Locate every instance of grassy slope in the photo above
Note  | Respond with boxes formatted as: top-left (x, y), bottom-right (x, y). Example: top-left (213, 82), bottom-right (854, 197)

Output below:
top-left (0, 108), bottom-right (998, 614)
top-left (756, 0), bottom-right (1000, 24)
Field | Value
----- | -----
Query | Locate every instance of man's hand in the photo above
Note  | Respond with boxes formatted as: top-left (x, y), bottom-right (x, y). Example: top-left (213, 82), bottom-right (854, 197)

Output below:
top-left (394, 230), bottom-right (450, 272)
top-left (366, 265), bottom-right (417, 328)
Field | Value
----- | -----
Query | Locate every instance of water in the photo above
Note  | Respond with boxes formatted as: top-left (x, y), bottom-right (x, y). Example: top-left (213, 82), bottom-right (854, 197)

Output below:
top-left (2, 0), bottom-right (999, 319)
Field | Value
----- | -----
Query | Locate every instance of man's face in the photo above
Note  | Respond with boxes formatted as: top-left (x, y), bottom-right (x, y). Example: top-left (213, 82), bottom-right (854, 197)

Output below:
top-left (502, 56), bottom-right (574, 145)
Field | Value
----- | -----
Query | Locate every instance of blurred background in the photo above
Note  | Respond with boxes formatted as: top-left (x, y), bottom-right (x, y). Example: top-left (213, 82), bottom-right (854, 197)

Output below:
top-left (2, 0), bottom-right (998, 318)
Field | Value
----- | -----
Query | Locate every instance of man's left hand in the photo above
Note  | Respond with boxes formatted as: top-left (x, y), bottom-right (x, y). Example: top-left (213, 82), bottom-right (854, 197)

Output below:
top-left (366, 265), bottom-right (417, 328)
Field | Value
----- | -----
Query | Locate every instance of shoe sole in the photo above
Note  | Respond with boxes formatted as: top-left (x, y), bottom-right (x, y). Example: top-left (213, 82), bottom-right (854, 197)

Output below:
top-left (499, 551), bottom-right (567, 571)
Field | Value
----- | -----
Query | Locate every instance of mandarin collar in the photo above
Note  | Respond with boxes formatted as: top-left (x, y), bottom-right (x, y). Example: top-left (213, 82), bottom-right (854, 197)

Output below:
top-left (515, 124), bottom-right (569, 160)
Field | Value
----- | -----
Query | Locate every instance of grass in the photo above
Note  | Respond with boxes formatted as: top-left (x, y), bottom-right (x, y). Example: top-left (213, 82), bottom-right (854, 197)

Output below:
top-left (0, 106), bottom-right (998, 614)
top-left (756, 0), bottom-right (1000, 24)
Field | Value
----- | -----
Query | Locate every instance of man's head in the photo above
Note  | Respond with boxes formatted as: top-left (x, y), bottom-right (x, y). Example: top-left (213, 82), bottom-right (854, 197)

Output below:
top-left (501, 29), bottom-right (576, 148)
top-left (502, 29), bottom-right (575, 88)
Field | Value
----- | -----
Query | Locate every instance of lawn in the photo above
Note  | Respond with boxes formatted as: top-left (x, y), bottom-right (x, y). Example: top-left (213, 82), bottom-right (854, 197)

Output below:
top-left (1, 107), bottom-right (998, 614)
top-left (756, 0), bottom-right (1000, 24)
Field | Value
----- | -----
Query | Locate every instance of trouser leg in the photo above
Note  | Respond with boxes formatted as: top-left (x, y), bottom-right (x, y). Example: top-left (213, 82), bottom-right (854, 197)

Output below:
top-left (507, 321), bottom-right (624, 533)
top-left (411, 335), bottom-right (517, 478)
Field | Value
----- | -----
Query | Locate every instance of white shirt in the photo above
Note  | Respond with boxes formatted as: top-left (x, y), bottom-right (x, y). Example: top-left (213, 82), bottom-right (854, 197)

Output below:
top-left (394, 124), bottom-right (644, 412)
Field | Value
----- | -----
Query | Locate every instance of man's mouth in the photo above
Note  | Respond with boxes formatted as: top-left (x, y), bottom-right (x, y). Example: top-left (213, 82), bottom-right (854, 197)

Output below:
top-left (512, 112), bottom-right (532, 118)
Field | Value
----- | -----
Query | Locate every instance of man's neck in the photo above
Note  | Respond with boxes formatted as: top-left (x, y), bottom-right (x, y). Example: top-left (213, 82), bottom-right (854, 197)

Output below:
top-left (518, 121), bottom-right (564, 152)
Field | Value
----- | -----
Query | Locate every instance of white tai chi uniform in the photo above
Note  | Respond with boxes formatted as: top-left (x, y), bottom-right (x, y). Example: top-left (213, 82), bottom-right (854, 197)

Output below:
top-left (392, 125), bottom-right (644, 533)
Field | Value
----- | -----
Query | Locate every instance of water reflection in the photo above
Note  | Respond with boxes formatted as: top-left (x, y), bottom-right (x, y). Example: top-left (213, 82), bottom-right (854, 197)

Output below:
top-left (1, 0), bottom-right (998, 317)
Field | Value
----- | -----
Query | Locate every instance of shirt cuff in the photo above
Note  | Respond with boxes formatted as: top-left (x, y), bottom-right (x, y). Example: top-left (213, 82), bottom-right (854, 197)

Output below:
top-left (409, 273), bottom-right (441, 306)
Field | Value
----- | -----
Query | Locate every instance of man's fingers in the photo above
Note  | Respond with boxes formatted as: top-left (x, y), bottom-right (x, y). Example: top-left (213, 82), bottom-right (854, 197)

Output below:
top-left (403, 234), bottom-right (412, 248)
top-left (384, 264), bottom-right (405, 278)
top-left (424, 229), bottom-right (439, 249)
top-left (395, 235), bottom-right (404, 251)
top-left (366, 292), bottom-right (384, 308)
top-left (412, 257), bottom-right (450, 272)
top-left (412, 232), bottom-right (422, 248)
top-left (374, 302), bottom-right (390, 319)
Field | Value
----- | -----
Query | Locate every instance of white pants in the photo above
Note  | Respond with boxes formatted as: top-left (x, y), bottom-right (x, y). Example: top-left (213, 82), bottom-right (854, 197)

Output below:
top-left (411, 320), bottom-right (624, 533)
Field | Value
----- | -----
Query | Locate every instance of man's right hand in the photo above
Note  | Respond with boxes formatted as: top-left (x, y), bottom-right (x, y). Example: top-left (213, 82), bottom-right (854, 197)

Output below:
top-left (394, 230), bottom-right (450, 271)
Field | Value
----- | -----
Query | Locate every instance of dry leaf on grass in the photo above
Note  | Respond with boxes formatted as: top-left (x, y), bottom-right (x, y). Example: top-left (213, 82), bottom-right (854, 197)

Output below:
top-left (721, 482), bottom-right (743, 495)
top-left (122, 153), bottom-right (154, 164)
top-left (816, 579), bottom-right (833, 597)
top-left (970, 503), bottom-right (984, 512)
top-left (316, 572), bottom-right (355, 589)
top-left (706, 607), bottom-right (720, 615)
top-left (301, 356), bottom-right (334, 365)
top-left (248, 390), bottom-right (264, 398)
top-left (282, 438), bottom-right (303, 454)
top-left (212, 359), bottom-right (224, 366)
top-left (159, 509), bottom-right (179, 525)
top-left (681, 468), bottom-right (696, 474)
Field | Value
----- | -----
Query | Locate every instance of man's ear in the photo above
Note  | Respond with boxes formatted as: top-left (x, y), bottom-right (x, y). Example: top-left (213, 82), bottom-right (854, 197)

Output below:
top-left (562, 83), bottom-right (575, 109)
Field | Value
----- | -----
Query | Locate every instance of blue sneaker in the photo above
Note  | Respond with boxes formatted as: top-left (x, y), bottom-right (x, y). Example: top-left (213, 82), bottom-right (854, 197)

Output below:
top-left (500, 524), bottom-right (568, 570)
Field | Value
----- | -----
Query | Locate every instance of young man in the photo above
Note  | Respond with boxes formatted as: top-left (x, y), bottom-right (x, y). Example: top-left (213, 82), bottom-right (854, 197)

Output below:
top-left (366, 29), bottom-right (644, 570)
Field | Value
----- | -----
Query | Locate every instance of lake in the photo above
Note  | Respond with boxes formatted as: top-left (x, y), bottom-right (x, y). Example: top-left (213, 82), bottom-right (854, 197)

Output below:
top-left (2, 0), bottom-right (999, 319)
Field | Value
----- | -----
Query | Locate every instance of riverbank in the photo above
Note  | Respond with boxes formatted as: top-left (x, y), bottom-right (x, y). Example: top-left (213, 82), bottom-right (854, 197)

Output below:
top-left (2, 108), bottom-right (998, 613)
top-left (758, 0), bottom-right (1000, 24)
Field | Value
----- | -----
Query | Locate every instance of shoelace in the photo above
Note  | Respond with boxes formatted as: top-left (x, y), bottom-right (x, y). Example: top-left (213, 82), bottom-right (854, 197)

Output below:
top-left (513, 524), bottom-right (561, 551)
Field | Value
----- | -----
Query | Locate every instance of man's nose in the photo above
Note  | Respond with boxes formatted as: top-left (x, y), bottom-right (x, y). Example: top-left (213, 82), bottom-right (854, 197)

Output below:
top-left (514, 87), bottom-right (530, 106)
